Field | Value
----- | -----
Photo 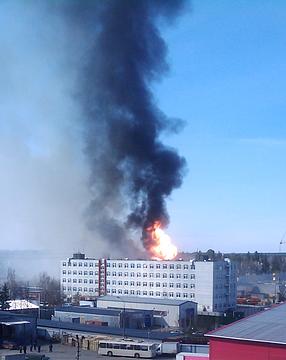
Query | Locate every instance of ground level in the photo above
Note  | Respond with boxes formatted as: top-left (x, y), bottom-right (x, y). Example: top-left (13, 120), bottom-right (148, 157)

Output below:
top-left (0, 343), bottom-right (176, 360)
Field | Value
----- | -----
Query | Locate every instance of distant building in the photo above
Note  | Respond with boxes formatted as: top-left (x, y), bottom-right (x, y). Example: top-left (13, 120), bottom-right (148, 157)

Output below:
top-left (60, 253), bottom-right (237, 314)
top-left (207, 303), bottom-right (286, 360)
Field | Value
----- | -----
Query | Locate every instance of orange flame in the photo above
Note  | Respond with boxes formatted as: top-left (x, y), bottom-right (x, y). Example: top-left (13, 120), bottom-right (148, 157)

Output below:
top-left (146, 221), bottom-right (177, 260)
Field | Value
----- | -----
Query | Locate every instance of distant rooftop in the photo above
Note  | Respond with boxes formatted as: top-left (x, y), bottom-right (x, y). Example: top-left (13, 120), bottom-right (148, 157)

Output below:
top-left (208, 303), bottom-right (286, 345)
top-left (98, 295), bottom-right (195, 307)
top-left (7, 300), bottom-right (38, 310)
top-left (55, 306), bottom-right (122, 316)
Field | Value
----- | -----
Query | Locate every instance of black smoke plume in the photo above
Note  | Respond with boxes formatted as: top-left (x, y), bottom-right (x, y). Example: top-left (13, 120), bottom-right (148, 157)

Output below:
top-left (60, 0), bottom-right (187, 256)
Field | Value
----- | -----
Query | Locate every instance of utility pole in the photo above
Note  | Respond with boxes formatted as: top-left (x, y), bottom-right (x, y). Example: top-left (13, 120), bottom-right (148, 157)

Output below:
top-left (76, 335), bottom-right (80, 360)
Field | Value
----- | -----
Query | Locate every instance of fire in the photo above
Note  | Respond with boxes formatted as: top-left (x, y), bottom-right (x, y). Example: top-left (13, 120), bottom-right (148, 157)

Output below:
top-left (146, 221), bottom-right (177, 260)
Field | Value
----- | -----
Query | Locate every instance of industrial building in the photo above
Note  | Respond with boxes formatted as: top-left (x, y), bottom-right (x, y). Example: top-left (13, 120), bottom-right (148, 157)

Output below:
top-left (207, 303), bottom-right (286, 360)
top-left (60, 253), bottom-right (237, 314)
top-left (53, 305), bottom-right (153, 329)
top-left (97, 295), bottom-right (197, 328)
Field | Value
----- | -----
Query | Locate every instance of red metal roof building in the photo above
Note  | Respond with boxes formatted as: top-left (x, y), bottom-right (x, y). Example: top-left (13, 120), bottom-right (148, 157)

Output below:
top-left (207, 303), bottom-right (286, 360)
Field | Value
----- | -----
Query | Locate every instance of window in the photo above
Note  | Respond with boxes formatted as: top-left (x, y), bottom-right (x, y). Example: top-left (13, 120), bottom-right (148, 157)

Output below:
top-left (156, 273), bottom-right (160, 278)
top-left (137, 264), bottom-right (141, 268)
top-left (143, 263), bottom-right (147, 268)
top-left (136, 281), bottom-right (141, 286)
top-left (176, 264), bottom-right (181, 269)
top-left (149, 273), bottom-right (154, 278)
top-left (170, 273), bottom-right (174, 278)
top-left (73, 287), bottom-right (77, 291)
top-left (183, 264), bottom-right (188, 270)
top-left (62, 270), bottom-right (66, 274)
top-left (84, 271), bottom-right (88, 275)
top-left (112, 289), bottom-right (116, 294)
top-left (137, 273), bottom-right (141, 277)
top-left (106, 280), bottom-right (110, 285)
top-left (143, 291), bottom-right (147, 295)
top-left (169, 264), bottom-right (174, 269)
top-left (156, 282), bottom-right (160, 287)
top-left (143, 282), bottom-right (147, 286)
top-left (118, 289), bottom-right (122, 294)
top-left (118, 272), bottom-right (122, 277)
top-left (63, 262), bottom-right (66, 267)
top-left (112, 263), bottom-right (117, 268)
top-left (84, 279), bottom-right (88, 283)
top-left (78, 279), bottom-right (82, 283)
top-left (143, 273), bottom-right (147, 277)
top-left (156, 264), bottom-right (160, 269)
top-left (163, 291), bottom-right (168, 297)
top-left (89, 288), bottom-right (94, 292)
top-left (183, 293), bottom-right (188, 298)
top-left (149, 264), bottom-right (154, 269)
top-left (191, 274), bottom-right (195, 279)
top-left (112, 271), bottom-right (116, 276)
top-left (183, 283), bottom-right (188, 288)
top-left (78, 262), bottom-right (82, 267)
top-left (62, 286), bottom-right (66, 291)
top-left (124, 289), bottom-right (128, 294)
top-left (106, 263), bottom-right (110, 268)
top-left (124, 272), bottom-right (128, 277)
top-left (163, 273), bottom-right (167, 278)
top-left (155, 292), bottom-right (160, 296)
top-left (190, 284), bottom-right (195, 288)
top-left (130, 272), bottom-right (135, 277)
top-left (73, 279), bottom-right (77, 283)
top-left (124, 281), bottom-right (128, 286)
top-left (118, 263), bottom-right (122, 268)
top-left (131, 263), bottom-right (135, 268)
top-left (190, 293), bottom-right (195, 298)
top-left (130, 281), bottom-right (135, 286)
top-left (169, 283), bottom-right (174, 288)
top-left (118, 281), bottom-right (122, 285)
top-left (89, 279), bottom-right (93, 284)
top-left (149, 282), bottom-right (154, 287)
top-left (84, 287), bottom-right (88, 292)
top-left (112, 280), bottom-right (116, 285)
top-left (68, 270), bottom-right (71, 275)
top-left (176, 293), bottom-right (181, 297)
top-left (191, 265), bottom-right (195, 270)
top-left (176, 274), bottom-right (181, 278)
top-left (136, 290), bottom-right (141, 295)
top-left (130, 290), bottom-right (135, 295)
top-left (68, 278), bottom-right (71, 282)
top-left (176, 283), bottom-right (181, 288)
top-left (163, 264), bottom-right (167, 269)
top-left (89, 271), bottom-right (93, 275)
top-left (62, 278), bottom-right (66, 282)
top-left (149, 291), bottom-right (154, 296)
top-left (78, 271), bottom-right (82, 275)
top-left (89, 263), bottom-right (93, 267)
top-left (163, 282), bottom-right (167, 287)
top-left (124, 263), bottom-right (129, 268)
top-left (73, 262), bottom-right (77, 266)
top-left (183, 274), bottom-right (188, 279)
top-left (84, 262), bottom-right (88, 267)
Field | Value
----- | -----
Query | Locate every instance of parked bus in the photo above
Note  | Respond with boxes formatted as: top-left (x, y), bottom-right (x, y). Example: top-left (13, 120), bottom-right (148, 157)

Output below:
top-left (98, 339), bottom-right (158, 358)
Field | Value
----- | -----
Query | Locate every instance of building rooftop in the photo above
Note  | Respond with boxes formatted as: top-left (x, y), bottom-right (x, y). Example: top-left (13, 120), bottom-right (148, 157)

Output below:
top-left (55, 306), bottom-right (122, 316)
top-left (207, 303), bottom-right (286, 345)
top-left (98, 295), bottom-right (195, 307)
top-left (7, 300), bottom-right (38, 310)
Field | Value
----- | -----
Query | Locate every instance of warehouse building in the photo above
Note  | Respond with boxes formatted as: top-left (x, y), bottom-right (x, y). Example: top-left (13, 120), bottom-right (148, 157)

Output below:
top-left (60, 253), bottom-right (236, 314)
top-left (207, 303), bottom-right (286, 360)
top-left (97, 295), bottom-right (197, 328)
top-left (53, 305), bottom-right (153, 329)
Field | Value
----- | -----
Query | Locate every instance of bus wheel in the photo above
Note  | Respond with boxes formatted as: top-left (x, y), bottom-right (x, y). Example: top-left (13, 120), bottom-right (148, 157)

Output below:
top-left (134, 353), bottom-right (140, 358)
top-left (107, 351), bottom-right (113, 356)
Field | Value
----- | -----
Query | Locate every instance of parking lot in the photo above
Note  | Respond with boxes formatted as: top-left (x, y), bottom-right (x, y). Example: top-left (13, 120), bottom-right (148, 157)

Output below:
top-left (0, 343), bottom-right (176, 360)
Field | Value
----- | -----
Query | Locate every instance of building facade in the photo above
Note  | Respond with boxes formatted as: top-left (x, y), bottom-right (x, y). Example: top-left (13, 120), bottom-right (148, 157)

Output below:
top-left (60, 254), bottom-right (236, 313)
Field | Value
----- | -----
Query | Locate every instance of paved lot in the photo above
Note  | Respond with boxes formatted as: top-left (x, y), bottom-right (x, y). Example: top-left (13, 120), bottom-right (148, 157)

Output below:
top-left (0, 343), bottom-right (176, 360)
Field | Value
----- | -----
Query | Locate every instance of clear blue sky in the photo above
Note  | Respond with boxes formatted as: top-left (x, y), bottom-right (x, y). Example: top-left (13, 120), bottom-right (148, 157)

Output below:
top-left (156, 0), bottom-right (286, 253)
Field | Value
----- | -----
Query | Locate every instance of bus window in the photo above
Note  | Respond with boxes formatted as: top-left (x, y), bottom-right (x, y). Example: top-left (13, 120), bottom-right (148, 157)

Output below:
top-left (113, 344), bottom-right (120, 349)
top-left (99, 343), bottom-right (106, 348)
top-left (120, 344), bottom-right (127, 349)
top-left (134, 345), bottom-right (141, 350)
top-left (141, 345), bottom-right (148, 351)
top-left (127, 345), bottom-right (134, 350)
top-left (107, 343), bottom-right (113, 348)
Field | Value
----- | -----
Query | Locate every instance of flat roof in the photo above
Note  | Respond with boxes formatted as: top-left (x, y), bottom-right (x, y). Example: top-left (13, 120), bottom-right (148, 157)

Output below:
top-left (208, 303), bottom-right (286, 345)
top-left (98, 295), bottom-right (195, 307)
top-left (0, 321), bottom-right (30, 326)
top-left (55, 306), bottom-right (122, 316)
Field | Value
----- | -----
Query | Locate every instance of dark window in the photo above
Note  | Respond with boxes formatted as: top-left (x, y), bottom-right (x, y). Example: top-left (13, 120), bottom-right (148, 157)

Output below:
top-left (99, 343), bottom-right (106, 348)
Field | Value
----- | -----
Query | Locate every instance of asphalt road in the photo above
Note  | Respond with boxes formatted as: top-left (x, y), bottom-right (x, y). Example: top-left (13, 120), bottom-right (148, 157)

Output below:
top-left (0, 343), bottom-right (176, 360)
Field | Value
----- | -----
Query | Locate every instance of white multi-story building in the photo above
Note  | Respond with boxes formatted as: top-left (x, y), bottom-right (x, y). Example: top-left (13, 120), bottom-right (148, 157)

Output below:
top-left (60, 253), bottom-right (237, 314)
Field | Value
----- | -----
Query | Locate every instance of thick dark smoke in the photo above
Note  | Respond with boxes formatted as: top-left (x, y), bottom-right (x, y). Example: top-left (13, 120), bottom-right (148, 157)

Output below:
top-left (60, 0), bottom-right (187, 255)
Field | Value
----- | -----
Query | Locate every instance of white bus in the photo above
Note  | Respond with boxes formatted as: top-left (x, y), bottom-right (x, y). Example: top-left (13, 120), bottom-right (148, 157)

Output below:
top-left (98, 339), bottom-right (158, 358)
